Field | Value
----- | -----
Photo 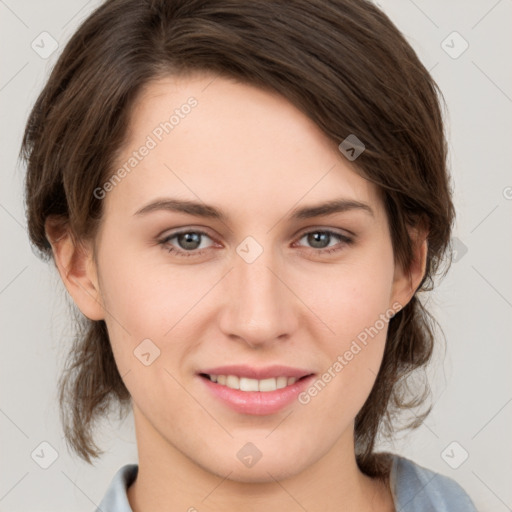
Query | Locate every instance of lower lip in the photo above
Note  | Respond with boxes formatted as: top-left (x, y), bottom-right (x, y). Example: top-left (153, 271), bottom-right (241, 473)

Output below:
top-left (198, 374), bottom-right (316, 415)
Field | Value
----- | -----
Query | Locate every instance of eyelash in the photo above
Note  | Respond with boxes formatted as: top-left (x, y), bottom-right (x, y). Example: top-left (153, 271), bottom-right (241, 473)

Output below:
top-left (158, 228), bottom-right (354, 258)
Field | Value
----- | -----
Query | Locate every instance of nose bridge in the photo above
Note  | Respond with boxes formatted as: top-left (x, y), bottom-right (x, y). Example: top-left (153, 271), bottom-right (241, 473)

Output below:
top-left (219, 241), bottom-right (296, 345)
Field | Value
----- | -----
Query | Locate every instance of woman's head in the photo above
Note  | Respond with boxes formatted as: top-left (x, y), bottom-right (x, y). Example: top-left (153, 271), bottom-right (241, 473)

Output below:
top-left (20, 0), bottom-right (454, 479)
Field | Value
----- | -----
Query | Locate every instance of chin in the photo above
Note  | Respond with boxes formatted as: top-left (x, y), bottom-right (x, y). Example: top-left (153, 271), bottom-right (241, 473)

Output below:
top-left (194, 443), bottom-right (315, 484)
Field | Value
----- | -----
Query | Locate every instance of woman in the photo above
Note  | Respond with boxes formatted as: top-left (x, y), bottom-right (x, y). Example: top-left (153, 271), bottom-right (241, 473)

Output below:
top-left (20, 0), bottom-right (479, 510)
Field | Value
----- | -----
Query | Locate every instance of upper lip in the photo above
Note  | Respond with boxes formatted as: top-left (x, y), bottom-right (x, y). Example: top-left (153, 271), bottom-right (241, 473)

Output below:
top-left (198, 365), bottom-right (315, 380)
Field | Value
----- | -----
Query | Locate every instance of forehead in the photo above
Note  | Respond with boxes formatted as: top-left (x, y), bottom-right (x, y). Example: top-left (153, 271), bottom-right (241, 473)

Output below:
top-left (105, 73), bottom-right (384, 225)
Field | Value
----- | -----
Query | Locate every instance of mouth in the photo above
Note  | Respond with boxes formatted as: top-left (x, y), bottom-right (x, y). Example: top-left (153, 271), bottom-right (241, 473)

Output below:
top-left (197, 369), bottom-right (316, 416)
top-left (198, 373), bottom-right (313, 392)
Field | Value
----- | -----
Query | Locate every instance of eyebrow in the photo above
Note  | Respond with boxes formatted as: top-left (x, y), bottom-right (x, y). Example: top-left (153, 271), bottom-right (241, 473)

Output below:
top-left (133, 197), bottom-right (374, 221)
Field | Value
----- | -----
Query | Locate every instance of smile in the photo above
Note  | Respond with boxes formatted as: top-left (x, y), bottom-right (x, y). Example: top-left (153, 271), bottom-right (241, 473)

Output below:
top-left (198, 372), bottom-right (316, 415)
top-left (201, 374), bottom-right (305, 392)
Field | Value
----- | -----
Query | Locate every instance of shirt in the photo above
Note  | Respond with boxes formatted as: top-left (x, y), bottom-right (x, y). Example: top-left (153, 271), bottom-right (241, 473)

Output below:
top-left (95, 453), bottom-right (479, 511)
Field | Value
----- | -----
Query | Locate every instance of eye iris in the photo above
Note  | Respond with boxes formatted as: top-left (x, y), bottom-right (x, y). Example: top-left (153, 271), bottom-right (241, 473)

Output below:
top-left (178, 232), bottom-right (201, 250)
top-left (308, 232), bottom-right (330, 249)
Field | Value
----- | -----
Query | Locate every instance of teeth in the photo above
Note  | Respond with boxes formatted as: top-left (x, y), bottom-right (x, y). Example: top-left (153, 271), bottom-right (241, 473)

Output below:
top-left (206, 374), bottom-right (299, 392)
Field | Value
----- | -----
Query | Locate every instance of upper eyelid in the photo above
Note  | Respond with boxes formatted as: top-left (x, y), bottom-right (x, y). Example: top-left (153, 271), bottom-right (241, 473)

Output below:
top-left (295, 226), bottom-right (353, 239)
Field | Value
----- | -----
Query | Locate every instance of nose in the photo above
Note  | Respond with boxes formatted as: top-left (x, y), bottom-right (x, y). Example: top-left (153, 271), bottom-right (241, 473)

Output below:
top-left (217, 247), bottom-right (299, 349)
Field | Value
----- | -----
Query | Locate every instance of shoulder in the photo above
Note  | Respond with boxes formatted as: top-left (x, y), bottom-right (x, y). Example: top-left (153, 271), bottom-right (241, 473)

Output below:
top-left (95, 464), bottom-right (138, 512)
top-left (389, 453), bottom-right (479, 511)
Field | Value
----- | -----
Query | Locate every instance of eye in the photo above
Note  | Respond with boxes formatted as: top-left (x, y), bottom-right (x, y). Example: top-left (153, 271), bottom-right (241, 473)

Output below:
top-left (158, 228), bottom-right (354, 259)
top-left (294, 229), bottom-right (354, 256)
top-left (159, 229), bottom-right (216, 258)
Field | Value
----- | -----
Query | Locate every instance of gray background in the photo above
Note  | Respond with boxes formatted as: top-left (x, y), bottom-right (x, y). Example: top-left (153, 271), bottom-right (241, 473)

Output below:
top-left (1, 0), bottom-right (511, 510)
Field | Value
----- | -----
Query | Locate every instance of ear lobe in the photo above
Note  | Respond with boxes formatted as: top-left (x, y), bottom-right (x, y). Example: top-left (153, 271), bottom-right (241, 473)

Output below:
top-left (45, 217), bottom-right (105, 321)
top-left (391, 227), bottom-right (429, 309)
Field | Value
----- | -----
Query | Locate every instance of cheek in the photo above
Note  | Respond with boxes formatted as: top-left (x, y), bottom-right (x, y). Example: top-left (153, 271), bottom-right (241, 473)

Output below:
top-left (304, 251), bottom-right (395, 342)
top-left (96, 256), bottom-right (206, 419)
top-left (98, 234), bottom-right (208, 324)
top-left (299, 248), bottom-right (395, 409)
top-left (94, 242), bottom-right (209, 373)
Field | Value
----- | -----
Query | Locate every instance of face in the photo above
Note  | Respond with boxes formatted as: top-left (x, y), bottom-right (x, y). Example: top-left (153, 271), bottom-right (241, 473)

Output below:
top-left (63, 73), bottom-right (418, 483)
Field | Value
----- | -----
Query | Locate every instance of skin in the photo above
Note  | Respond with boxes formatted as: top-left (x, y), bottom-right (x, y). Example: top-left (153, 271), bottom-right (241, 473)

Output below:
top-left (47, 72), bottom-right (427, 512)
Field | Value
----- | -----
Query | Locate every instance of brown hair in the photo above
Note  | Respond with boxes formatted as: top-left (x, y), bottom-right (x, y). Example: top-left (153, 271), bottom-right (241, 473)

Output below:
top-left (20, 0), bottom-right (454, 477)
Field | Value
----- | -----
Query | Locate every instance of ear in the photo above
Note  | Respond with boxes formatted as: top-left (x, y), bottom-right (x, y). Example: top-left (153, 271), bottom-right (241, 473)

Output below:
top-left (390, 225), bottom-right (429, 310)
top-left (45, 217), bottom-right (105, 321)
